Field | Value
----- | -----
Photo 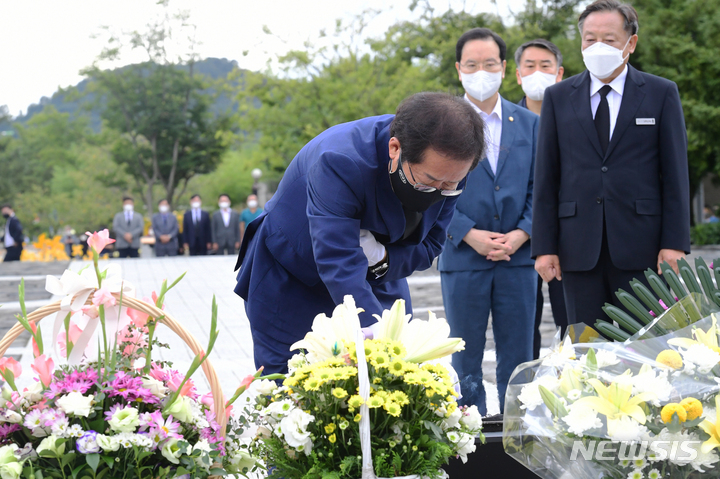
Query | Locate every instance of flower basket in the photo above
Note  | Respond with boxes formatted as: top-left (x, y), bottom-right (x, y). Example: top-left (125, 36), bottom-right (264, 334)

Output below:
top-left (0, 293), bottom-right (228, 435)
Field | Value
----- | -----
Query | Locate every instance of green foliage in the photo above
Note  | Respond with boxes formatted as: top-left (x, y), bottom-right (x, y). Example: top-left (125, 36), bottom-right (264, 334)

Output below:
top-left (691, 222), bottom-right (720, 246)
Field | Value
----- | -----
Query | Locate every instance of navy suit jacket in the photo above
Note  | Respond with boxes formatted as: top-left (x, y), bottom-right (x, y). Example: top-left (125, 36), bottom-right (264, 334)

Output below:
top-left (182, 210), bottom-right (212, 248)
top-left (532, 65), bottom-right (691, 271)
top-left (235, 115), bottom-right (463, 340)
top-left (439, 97), bottom-right (538, 271)
top-left (2, 216), bottom-right (23, 247)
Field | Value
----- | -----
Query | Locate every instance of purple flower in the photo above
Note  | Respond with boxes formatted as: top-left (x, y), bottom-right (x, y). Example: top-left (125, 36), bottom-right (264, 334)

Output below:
top-left (659, 299), bottom-right (669, 310)
top-left (76, 430), bottom-right (100, 454)
top-left (104, 372), bottom-right (159, 405)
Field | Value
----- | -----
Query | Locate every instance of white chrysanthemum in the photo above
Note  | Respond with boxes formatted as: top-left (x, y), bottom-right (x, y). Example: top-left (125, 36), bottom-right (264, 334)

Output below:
top-left (646, 469), bottom-right (660, 479)
top-left (455, 432), bottom-right (476, 464)
top-left (647, 428), bottom-right (697, 467)
top-left (67, 424), bottom-right (84, 438)
top-left (632, 457), bottom-right (646, 469)
top-left (518, 375), bottom-right (560, 411)
top-left (678, 344), bottom-right (720, 374)
top-left (608, 416), bottom-right (647, 442)
top-left (567, 389), bottom-right (582, 401)
top-left (593, 349), bottom-right (621, 368)
top-left (460, 405), bottom-right (483, 431)
top-left (562, 404), bottom-right (602, 436)
top-left (626, 469), bottom-right (643, 479)
top-left (630, 365), bottom-right (673, 406)
top-left (703, 406), bottom-right (717, 425)
top-left (264, 399), bottom-right (294, 424)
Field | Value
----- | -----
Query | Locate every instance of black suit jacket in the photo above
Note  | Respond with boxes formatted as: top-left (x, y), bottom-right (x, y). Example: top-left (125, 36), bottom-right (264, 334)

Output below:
top-left (182, 210), bottom-right (212, 248)
top-left (2, 216), bottom-right (23, 247)
top-left (532, 65), bottom-right (690, 272)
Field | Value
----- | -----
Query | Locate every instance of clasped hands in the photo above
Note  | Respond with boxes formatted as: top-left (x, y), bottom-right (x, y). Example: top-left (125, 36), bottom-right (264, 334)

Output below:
top-left (463, 228), bottom-right (529, 262)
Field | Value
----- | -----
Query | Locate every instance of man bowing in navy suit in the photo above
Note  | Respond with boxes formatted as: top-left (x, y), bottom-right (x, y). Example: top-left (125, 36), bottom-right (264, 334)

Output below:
top-left (533, 0), bottom-right (690, 329)
top-left (438, 28), bottom-right (539, 415)
top-left (234, 92), bottom-right (486, 374)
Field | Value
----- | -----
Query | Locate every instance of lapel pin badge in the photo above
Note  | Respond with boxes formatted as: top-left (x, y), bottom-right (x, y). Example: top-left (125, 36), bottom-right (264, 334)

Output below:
top-left (509, 116), bottom-right (514, 122)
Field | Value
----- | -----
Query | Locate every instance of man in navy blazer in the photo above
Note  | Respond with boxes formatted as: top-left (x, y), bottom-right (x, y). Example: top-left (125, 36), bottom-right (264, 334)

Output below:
top-left (533, 0), bottom-right (690, 328)
top-left (183, 194), bottom-right (212, 256)
top-left (1, 204), bottom-right (23, 262)
top-left (438, 28), bottom-right (539, 415)
top-left (234, 92), bottom-right (486, 374)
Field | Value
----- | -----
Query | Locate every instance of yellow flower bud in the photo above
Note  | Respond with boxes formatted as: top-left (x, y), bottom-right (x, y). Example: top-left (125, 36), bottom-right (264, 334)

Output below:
top-left (656, 350), bottom-right (683, 370)
top-left (661, 403), bottom-right (687, 424)
top-left (680, 397), bottom-right (703, 421)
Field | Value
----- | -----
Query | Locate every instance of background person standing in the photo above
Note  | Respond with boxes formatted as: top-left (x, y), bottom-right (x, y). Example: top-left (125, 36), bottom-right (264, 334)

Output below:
top-left (1, 204), bottom-right (23, 262)
top-left (151, 199), bottom-right (179, 257)
top-left (532, 0), bottom-right (690, 329)
top-left (212, 194), bottom-right (241, 255)
top-left (239, 194), bottom-right (262, 243)
top-left (112, 196), bottom-right (144, 258)
top-left (514, 38), bottom-right (568, 359)
top-left (183, 194), bottom-right (212, 256)
top-left (438, 28), bottom-right (539, 415)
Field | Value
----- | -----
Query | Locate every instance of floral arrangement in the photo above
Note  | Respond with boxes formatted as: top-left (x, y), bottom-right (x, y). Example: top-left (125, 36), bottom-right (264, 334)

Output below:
top-left (248, 296), bottom-right (484, 479)
top-left (0, 230), bottom-right (276, 479)
top-left (504, 285), bottom-right (720, 479)
top-left (20, 234), bottom-right (70, 262)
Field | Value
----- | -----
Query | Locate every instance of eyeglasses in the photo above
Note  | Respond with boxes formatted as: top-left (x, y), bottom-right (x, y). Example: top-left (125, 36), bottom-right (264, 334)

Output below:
top-left (397, 155), bottom-right (463, 197)
top-left (459, 60), bottom-right (503, 73)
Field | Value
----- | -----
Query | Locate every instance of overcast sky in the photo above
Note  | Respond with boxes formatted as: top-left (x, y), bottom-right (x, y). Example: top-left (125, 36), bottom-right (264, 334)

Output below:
top-left (0, 0), bottom-right (526, 118)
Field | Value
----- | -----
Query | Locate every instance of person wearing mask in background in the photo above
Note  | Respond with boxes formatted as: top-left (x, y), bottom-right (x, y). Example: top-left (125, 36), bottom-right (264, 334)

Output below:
top-left (183, 194), bottom-right (212, 256)
top-left (703, 205), bottom-right (719, 224)
top-left (239, 194), bottom-right (262, 243)
top-left (151, 199), bottom-right (179, 257)
top-left (514, 38), bottom-right (568, 359)
top-left (438, 28), bottom-right (539, 416)
top-left (533, 0), bottom-right (690, 329)
top-left (112, 196), bottom-right (144, 258)
top-left (1, 204), bottom-right (23, 262)
top-left (212, 194), bottom-right (241, 255)
top-left (235, 92), bottom-right (486, 374)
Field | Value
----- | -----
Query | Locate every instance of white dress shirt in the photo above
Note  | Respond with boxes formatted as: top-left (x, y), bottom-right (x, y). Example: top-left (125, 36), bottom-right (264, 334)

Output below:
top-left (464, 94), bottom-right (502, 174)
top-left (590, 65), bottom-right (628, 140)
top-left (221, 208), bottom-right (231, 227)
top-left (192, 208), bottom-right (201, 224)
top-left (4, 215), bottom-right (15, 247)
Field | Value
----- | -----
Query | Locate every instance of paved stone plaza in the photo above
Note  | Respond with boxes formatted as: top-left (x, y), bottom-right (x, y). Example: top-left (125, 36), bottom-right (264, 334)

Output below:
top-left (1, 246), bottom-right (719, 415)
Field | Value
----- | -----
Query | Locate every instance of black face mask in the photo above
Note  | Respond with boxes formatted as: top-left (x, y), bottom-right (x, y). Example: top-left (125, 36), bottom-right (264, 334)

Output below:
top-left (2, 214), bottom-right (9, 219)
top-left (389, 156), bottom-right (444, 212)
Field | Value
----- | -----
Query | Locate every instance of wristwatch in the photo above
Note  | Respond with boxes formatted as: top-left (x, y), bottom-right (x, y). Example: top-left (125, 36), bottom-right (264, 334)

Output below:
top-left (368, 255), bottom-right (389, 280)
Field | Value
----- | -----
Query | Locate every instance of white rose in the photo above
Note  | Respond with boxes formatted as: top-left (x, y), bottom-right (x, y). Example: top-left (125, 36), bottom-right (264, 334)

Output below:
top-left (22, 382), bottom-right (44, 403)
top-left (455, 432), bottom-right (476, 463)
top-left (109, 407), bottom-right (140, 433)
top-left (0, 444), bottom-right (22, 479)
top-left (443, 408), bottom-right (462, 429)
top-left (165, 396), bottom-right (193, 423)
top-left (36, 435), bottom-right (65, 457)
top-left (56, 392), bottom-right (94, 417)
top-left (95, 434), bottom-right (120, 452)
top-left (192, 439), bottom-right (212, 470)
top-left (141, 376), bottom-right (168, 398)
top-left (460, 405), bottom-right (483, 431)
top-left (228, 450), bottom-right (256, 473)
top-left (256, 379), bottom-right (278, 396)
top-left (279, 408), bottom-right (314, 454)
top-left (161, 438), bottom-right (182, 464)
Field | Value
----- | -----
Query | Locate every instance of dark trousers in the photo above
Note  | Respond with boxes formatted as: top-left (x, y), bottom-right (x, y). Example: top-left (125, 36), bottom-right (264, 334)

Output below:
top-left (3, 246), bottom-right (22, 262)
top-left (533, 276), bottom-right (568, 359)
top-left (215, 240), bottom-right (236, 255)
top-left (117, 247), bottom-right (139, 258)
top-left (562, 231), bottom-right (651, 329)
top-left (189, 244), bottom-right (207, 256)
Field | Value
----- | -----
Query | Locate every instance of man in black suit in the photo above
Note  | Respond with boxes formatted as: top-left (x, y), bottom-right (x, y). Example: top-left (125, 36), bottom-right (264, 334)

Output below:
top-left (183, 194), bottom-right (212, 256)
top-left (532, 0), bottom-right (690, 328)
top-left (1, 204), bottom-right (23, 262)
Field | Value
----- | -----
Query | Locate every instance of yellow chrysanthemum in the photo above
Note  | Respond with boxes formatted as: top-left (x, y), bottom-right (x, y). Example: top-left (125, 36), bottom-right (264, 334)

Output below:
top-left (367, 395), bottom-right (385, 408)
top-left (446, 401), bottom-right (458, 415)
top-left (390, 391), bottom-right (409, 406)
top-left (404, 373), bottom-right (420, 385)
top-left (661, 403), bottom-right (687, 424)
top-left (389, 360), bottom-right (405, 375)
top-left (325, 423), bottom-right (336, 434)
top-left (656, 350), bottom-right (683, 370)
top-left (387, 341), bottom-right (406, 358)
top-left (371, 352), bottom-right (390, 368)
top-left (680, 398), bottom-right (703, 421)
top-left (283, 376), bottom-right (298, 388)
top-left (328, 433), bottom-right (337, 443)
top-left (332, 388), bottom-right (348, 399)
top-left (348, 395), bottom-right (364, 409)
top-left (354, 414), bottom-right (362, 422)
top-left (304, 378), bottom-right (321, 391)
top-left (384, 401), bottom-right (402, 417)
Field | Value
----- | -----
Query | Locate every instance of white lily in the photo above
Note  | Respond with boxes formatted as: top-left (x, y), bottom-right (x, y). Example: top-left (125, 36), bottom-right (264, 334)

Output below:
top-left (375, 299), bottom-right (465, 363)
top-left (290, 295), bottom-right (362, 363)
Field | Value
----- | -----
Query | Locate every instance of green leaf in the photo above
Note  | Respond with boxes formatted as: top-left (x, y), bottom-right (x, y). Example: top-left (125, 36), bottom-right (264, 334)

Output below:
top-left (86, 453), bottom-right (100, 473)
top-left (101, 455), bottom-right (115, 469)
top-left (586, 348), bottom-right (597, 372)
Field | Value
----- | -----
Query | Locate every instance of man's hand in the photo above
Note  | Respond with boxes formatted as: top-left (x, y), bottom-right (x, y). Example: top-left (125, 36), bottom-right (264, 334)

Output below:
top-left (496, 229), bottom-right (530, 256)
top-left (657, 249), bottom-right (684, 275)
top-left (160, 235), bottom-right (170, 243)
top-left (463, 229), bottom-right (511, 257)
top-left (235, 242), bottom-right (241, 250)
top-left (536, 254), bottom-right (562, 282)
top-left (123, 232), bottom-right (132, 243)
top-left (213, 243), bottom-right (219, 251)
top-left (207, 242), bottom-right (212, 251)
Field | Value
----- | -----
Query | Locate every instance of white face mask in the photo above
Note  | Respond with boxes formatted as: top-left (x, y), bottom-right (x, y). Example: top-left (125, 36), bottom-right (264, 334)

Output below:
top-left (191, 201), bottom-right (201, 209)
top-left (123, 204), bottom-right (134, 212)
top-left (247, 200), bottom-right (258, 209)
top-left (582, 37), bottom-right (631, 80)
top-left (461, 70), bottom-right (503, 102)
top-left (219, 201), bottom-right (230, 209)
top-left (159, 205), bottom-right (169, 213)
top-left (520, 71), bottom-right (558, 101)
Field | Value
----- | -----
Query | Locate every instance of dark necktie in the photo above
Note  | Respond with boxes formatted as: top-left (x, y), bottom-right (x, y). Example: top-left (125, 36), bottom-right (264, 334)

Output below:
top-left (594, 85), bottom-right (612, 155)
top-left (126, 213), bottom-right (131, 226)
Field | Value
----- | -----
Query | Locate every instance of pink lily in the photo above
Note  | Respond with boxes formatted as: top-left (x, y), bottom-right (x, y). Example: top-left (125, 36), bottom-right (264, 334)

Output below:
top-left (30, 323), bottom-right (40, 359)
top-left (85, 229), bottom-right (115, 255)
top-left (91, 286), bottom-right (116, 308)
top-left (0, 357), bottom-right (22, 380)
top-left (31, 355), bottom-right (54, 387)
top-left (56, 322), bottom-right (84, 359)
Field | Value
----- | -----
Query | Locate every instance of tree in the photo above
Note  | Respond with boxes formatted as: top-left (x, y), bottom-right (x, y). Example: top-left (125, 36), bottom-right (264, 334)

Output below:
top-left (82, 7), bottom-right (230, 212)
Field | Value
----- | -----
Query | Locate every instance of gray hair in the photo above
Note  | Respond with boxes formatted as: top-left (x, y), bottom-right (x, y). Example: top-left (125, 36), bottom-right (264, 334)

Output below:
top-left (578, 0), bottom-right (639, 37)
top-left (514, 39), bottom-right (563, 68)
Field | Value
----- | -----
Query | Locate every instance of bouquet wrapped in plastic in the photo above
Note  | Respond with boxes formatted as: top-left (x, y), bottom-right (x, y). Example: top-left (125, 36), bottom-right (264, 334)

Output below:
top-left (504, 258), bottom-right (720, 479)
top-left (248, 296), bottom-right (484, 479)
